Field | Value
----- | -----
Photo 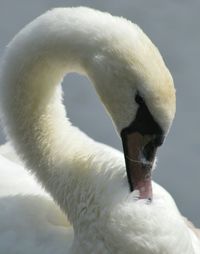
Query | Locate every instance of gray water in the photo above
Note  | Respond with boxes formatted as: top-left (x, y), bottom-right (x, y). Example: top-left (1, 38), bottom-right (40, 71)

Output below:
top-left (0, 0), bottom-right (199, 227)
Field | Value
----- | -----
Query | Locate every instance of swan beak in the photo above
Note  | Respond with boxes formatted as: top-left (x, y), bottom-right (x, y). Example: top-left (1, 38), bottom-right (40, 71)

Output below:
top-left (121, 131), bottom-right (164, 200)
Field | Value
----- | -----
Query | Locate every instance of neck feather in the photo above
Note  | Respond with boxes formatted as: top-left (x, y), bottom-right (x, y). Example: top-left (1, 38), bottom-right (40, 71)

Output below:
top-left (0, 8), bottom-right (112, 217)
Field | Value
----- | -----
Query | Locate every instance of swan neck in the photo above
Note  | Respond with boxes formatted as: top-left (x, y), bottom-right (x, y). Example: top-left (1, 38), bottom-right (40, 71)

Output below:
top-left (0, 9), bottom-right (105, 215)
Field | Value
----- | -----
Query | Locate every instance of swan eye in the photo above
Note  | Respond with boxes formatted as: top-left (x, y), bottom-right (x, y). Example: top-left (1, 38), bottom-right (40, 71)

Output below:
top-left (135, 93), bottom-right (144, 106)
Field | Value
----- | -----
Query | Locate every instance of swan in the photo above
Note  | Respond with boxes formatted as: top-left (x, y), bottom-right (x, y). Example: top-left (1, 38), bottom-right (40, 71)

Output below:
top-left (0, 7), bottom-right (199, 254)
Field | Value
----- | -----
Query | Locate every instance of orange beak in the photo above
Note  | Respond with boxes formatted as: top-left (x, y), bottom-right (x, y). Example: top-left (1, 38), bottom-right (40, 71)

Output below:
top-left (121, 131), bottom-right (164, 200)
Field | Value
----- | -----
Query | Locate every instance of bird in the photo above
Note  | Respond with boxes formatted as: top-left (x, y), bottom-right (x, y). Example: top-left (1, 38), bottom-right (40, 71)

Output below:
top-left (0, 6), bottom-right (199, 254)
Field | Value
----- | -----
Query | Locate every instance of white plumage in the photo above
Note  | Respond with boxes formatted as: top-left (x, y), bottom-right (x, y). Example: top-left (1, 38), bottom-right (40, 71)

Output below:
top-left (0, 7), bottom-right (199, 253)
top-left (0, 143), bottom-right (73, 254)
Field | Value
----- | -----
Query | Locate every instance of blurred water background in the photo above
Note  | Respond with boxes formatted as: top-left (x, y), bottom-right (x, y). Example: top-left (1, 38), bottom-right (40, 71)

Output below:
top-left (0, 0), bottom-right (199, 226)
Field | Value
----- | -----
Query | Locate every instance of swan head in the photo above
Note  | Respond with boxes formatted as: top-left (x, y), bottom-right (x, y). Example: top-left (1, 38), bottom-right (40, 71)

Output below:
top-left (87, 18), bottom-right (176, 200)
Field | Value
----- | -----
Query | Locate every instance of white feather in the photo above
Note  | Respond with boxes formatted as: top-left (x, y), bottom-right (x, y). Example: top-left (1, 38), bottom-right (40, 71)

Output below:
top-left (0, 7), bottom-right (199, 253)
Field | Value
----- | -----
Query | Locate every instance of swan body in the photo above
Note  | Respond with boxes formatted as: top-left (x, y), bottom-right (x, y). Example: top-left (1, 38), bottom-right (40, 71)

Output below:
top-left (0, 7), bottom-right (199, 253)
top-left (0, 144), bottom-right (73, 254)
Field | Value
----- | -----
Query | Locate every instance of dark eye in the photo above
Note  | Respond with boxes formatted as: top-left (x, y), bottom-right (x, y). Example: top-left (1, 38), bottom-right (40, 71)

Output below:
top-left (135, 93), bottom-right (144, 105)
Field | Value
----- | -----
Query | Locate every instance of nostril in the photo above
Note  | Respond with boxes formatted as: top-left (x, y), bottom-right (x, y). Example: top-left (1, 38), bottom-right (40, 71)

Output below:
top-left (143, 135), bottom-right (165, 161)
top-left (143, 141), bottom-right (156, 162)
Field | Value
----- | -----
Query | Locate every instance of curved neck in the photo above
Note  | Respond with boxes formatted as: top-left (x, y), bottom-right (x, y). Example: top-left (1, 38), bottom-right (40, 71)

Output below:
top-left (0, 8), bottom-right (111, 219)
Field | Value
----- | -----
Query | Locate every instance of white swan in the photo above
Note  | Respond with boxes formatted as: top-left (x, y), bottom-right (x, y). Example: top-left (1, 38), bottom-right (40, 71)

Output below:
top-left (0, 7), bottom-right (199, 254)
